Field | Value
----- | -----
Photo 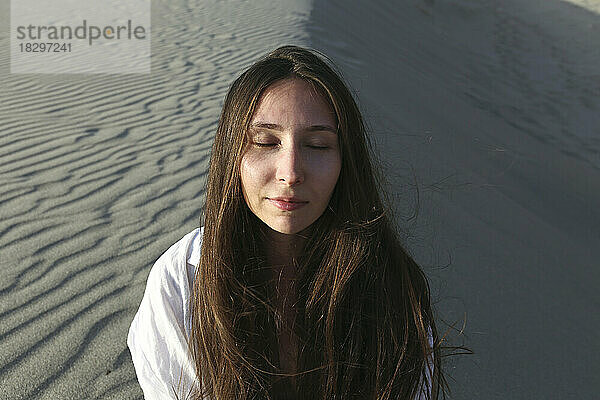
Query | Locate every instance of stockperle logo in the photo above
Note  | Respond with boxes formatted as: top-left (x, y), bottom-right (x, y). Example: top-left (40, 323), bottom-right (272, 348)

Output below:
top-left (11, 0), bottom-right (151, 74)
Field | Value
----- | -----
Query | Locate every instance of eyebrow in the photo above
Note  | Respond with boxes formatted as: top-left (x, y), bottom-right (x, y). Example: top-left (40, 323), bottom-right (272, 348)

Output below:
top-left (250, 122), bottom-right (337, 134)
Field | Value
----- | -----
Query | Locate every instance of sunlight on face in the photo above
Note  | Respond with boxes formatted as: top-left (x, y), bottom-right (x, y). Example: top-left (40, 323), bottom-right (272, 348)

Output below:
top-left (240, 78), bottom-right (341, 234)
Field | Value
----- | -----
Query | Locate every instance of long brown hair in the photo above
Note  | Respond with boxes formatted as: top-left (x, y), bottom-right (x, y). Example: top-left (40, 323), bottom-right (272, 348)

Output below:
top-left (187, 45), bottom-right (449, 399)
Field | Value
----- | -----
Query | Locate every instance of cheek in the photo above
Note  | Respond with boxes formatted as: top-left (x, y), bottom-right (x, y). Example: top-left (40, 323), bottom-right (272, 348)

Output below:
top-left (240, 157), bottom-right (252, 198)
top-left (309, 153), bottom-right (341, 192)
top-left (328, 160), bottom-right (342, 191)
top-left (240, 154), bottom-right (267, 194)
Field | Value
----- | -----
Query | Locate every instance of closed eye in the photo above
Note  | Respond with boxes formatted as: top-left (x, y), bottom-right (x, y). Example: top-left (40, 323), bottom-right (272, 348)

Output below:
top-left (253, 143), bottom-right (329, 150)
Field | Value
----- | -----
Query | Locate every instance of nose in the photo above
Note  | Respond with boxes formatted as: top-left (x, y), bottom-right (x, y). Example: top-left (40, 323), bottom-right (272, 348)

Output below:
top-left (276, 143), bottom-right (304, 185)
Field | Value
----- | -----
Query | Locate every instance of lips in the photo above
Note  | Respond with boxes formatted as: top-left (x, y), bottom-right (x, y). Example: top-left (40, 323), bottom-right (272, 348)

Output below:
top-left (267, 197), bottom-right (308, 211)
top-left (268, 197), bottom-right (307, 203)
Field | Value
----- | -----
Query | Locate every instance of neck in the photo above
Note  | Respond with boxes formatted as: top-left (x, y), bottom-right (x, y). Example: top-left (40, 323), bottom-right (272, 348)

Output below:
top-left (264, 229), bottom-right (307, 268)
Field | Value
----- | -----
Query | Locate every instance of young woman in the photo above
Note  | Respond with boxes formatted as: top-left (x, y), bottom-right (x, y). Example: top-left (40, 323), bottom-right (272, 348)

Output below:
top-left (128, 45), bottom-right (446, 400)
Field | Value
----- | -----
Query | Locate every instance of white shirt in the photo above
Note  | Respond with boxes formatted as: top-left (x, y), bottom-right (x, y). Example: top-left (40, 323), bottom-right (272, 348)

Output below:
top-left (128, 228), bottom-right (202, 399)
top-left (128, 227), bottom-right (433, 399)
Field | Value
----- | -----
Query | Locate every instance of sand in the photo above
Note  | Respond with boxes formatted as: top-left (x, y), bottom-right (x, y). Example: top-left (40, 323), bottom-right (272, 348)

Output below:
top-left (308, 0), bottom-right (599, 398)
top-left (0, 0), bottom-right (598, 398)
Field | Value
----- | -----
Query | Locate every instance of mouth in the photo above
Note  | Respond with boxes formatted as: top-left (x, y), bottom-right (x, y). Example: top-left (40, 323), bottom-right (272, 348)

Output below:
top-left (268, 197), bottom-right (308, 203)
top-left (267, 198), bottom-right (308, 211)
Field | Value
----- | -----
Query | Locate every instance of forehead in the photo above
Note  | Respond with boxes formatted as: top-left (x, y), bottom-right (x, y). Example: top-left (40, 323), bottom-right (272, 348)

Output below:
top-left (251, 78), bottom-right (335, 127)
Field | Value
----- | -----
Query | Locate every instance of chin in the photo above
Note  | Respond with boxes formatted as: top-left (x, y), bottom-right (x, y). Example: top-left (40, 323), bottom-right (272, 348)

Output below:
top-left (269, 225), bottom-right (304, 235)
top-left (266, 220), bottom-right (311, 235)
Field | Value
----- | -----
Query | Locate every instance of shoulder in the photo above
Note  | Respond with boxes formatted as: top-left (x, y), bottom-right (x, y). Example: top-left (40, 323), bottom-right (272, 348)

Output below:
top-left (415, 325), bottom-right (435, 400)
top-left (147, 227), bottom-right (203, 293)
top-left (127, 227), bottom-right (204, 398)
top-left (129, 225), bottom-right (204, 325)
top-left (154, 226), bottom-right (203, 272)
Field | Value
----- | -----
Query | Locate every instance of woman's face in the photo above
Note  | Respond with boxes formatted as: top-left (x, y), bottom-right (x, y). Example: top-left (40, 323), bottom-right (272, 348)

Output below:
top-left (240, 78), bottom-right (341, 235)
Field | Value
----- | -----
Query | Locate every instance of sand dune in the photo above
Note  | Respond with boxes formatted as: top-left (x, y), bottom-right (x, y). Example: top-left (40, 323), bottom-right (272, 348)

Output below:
top-left (308, 0), bottom-right (599, 398)
top-left (0, 0), bottom-right (311, 398)
top-left (1, 0), bottom-right (598, 398)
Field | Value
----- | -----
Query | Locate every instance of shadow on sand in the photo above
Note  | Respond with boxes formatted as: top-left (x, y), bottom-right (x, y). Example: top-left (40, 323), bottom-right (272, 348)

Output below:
top-left (308, 0), bottom-right (600, 398)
